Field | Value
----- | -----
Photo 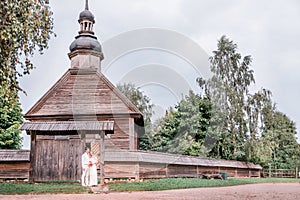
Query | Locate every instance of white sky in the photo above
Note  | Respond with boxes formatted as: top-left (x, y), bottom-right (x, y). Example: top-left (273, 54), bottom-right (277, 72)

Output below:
top-left (19, 0), bottom-right (300, 148)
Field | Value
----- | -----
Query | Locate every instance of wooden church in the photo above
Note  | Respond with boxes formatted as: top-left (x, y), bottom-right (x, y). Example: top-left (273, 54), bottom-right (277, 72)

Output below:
top-left (20, 0), bottom-right (144, 182)
top-left (20, 1), bottom-right (262, 182)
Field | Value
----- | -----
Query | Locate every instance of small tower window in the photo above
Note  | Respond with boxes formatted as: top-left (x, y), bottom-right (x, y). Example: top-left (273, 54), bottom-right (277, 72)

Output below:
top-left (84, 22), bottom-right (88, 31)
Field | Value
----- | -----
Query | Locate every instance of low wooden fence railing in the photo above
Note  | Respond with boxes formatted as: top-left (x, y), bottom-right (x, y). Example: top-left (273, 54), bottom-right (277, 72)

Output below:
top-left (261, 168), bottom-right (299, 178)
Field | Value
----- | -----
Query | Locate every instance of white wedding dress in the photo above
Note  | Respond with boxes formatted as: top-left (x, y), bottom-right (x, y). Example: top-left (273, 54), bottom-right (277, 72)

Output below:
top-left (88, 156), bottom-right (98, 186)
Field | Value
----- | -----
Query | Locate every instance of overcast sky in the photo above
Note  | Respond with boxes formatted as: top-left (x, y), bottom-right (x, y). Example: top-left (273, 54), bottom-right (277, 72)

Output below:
top-left (19, 0), bottom-right (300, 148)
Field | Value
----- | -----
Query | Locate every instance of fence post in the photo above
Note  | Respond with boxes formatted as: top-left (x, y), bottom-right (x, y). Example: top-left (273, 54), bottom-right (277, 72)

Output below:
top-left (269, 166), bottom-right (271, 178)
top-left (296, 167), bottom-right (298, 179)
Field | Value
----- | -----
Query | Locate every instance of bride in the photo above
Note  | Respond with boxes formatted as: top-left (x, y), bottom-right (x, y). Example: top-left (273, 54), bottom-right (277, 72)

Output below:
top-left (87, 153), bottom-right (98, 187)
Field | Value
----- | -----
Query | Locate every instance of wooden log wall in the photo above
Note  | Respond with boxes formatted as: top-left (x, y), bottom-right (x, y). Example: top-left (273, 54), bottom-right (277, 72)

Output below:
top-left (0, 162), bottom-right (30, 179)
top-left (197, 166), bottom-right (220, 175)
top-left (0, 150), bottom-right (260, 181)
top-left (0, 150), bottom-right (30, 179)
top-left (168, 164), bottom-right (198, 178)
top-left (104, 162), bottom-right (261, 180)
top-left (95, 117), bottom-right (134, 151)
top-left (139, 162), bottom-right (167, 178)
top-left (104, 162), bottom-right (138, 179)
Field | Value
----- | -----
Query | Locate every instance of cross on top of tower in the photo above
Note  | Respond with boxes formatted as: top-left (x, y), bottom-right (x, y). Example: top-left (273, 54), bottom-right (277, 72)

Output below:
top-left (77, 0), bottom-right (94, 27)
top-left (85, 0), bottom-right (89, 10)
top-left (68, 0), bottom-right (103, 69)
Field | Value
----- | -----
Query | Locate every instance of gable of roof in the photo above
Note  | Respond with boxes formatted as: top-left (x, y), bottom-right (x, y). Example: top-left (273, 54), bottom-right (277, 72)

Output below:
top-left (25, 68), bottom-right (142, 119)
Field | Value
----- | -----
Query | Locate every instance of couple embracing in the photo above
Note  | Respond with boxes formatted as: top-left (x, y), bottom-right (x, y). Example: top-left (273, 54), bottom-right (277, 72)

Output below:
top-left (81, 147), bottom-right (99, 186)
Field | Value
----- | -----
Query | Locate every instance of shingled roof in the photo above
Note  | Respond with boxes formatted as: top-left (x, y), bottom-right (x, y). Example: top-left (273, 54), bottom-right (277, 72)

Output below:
top-left (25, 68), bottom-right (142, 119)
top-left (19, 121), bottom-right (114, 131)
top-left (0, 150), bottom-right (30, 162)
top-left (105, 150), bottom-right (262, 170)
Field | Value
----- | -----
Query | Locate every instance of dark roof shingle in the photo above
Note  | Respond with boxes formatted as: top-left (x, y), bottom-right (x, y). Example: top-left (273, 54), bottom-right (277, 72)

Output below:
top-left (19, 121), bottom-right (114, 131)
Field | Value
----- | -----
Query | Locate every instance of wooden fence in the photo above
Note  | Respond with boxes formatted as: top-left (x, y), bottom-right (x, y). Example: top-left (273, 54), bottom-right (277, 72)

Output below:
top-left (0, 149), bottom-right (262, 181)
top-left (104, 162), bottom-right (261, 180)
top-left (261, 168), bottom-right (299, 178)
top-left (103, 150), bottom-right (262, 180)
top-left (0, 150), bottom-right (30, 179)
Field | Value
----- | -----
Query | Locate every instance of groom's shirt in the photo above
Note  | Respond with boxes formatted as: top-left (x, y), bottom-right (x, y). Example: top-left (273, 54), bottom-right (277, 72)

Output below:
top-left (82, 152), bottom-right (89, 170)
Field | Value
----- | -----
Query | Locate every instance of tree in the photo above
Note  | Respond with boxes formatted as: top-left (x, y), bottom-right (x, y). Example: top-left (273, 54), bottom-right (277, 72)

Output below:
top-left (261, 111), bottom-right (300, 169)
top-left (245, 88), bottom-right (273, 138)
top-left (0, 92), bottom-right (23, 149)
top-left (116, 83), bottom-right (154, 150)
top-left (0, 0), bottom-right (54, 149)
top-left (245, 110), bottom-right (300, 169)
top-left (205, 36), bottom-right (300, 167)
top-left (243, 89), bottom-right (273, 164)
top-left (1, 0), bottom-right (54, 98)
top-left (152, 91), bottom-right (214, 156)
top-left (152, 35), bottom-right (299, 169)
top-left (206, 35), bottom-right (255, 160)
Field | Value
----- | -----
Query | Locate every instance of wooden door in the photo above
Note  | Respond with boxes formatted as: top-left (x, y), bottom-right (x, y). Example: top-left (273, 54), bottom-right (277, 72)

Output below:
top-left (33, 135), bottom-right (82, 181)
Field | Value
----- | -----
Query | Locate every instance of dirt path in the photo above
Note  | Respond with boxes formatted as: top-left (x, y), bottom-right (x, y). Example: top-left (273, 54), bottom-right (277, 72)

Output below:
top-left (1, 183), bottom-right (300, 200)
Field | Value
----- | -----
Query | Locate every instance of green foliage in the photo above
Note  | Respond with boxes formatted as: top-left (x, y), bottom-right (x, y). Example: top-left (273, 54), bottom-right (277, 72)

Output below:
top-left (205, 36), bottom-right (300, 168)
top-left (152, 91), bottom-right (214, 156)
top-left (245, 88), bottom-right (273, 138)
top-left (0, 0), bottom-right (54, 149)
top-left (0, 0), bottom-right (55, 99)
top-left (206, 35), bottom-right (255, 160)
top-left (154, 35), bottom-right (300, 169)
top-left (261, 112), bottom-right (300, 169)
top-left (0, 91), bottom-right (23, 149)
top-left (116, 83), bottom-right (154, 150)
top-left (244, 110), bottom-right (299, 169)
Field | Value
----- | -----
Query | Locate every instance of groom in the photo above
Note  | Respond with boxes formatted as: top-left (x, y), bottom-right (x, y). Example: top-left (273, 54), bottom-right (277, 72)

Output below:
top-left (81, 147), bottom-right (90, 186)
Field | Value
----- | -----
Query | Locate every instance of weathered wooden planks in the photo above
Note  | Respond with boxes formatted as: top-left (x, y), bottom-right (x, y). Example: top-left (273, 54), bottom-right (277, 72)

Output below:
top-left (139, 162), bottom-right (167, 178)
top-left (104, 160), bottom-right (261, 180)
top-left (168, 165), bottom-right (198, 178)
top-left (0, 163), bottom-right (30, 179)
top-left (104, 162), bottom-right (138, 178)
top-left (103, 151), bottom-right (261, 180)
top-left (0, 150), bottom-right (30, 179)
top-left (25, 69), bottom-right (142, 117)
top-left (31, 135), bottom-right (82, 181)
top-left (0, 149), bottom-right (261, 180)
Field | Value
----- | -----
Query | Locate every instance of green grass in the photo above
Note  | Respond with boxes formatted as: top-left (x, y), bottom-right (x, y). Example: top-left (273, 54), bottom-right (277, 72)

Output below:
top-left (1, 178), bottom-right (300, 194)
top-left (109, 178), bottom-right (300, 192)
top-left (0, 181), bottom-right (90, 195)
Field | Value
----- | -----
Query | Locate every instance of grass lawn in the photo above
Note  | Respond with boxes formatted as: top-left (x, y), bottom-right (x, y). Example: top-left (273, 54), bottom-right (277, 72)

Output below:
top-left (1, 178), bottom-right (299, 194)
top-left (0, 180), bottom-right (90, 195)
top-left (109, 178), bottom-right (300, 192)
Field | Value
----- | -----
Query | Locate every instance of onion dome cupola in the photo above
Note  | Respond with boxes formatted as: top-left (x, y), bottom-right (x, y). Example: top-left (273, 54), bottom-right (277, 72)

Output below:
top-left (68, 0), bottom-right (104, 72)
top-left (79, 0), bottom-right (95, 26)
